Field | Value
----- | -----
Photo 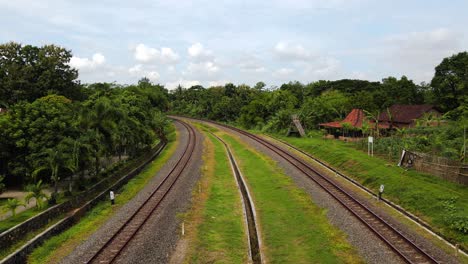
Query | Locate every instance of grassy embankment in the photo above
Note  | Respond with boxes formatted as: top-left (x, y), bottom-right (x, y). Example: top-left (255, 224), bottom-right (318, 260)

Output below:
top-left (202, 123), bottom-right (363, 263)
top-left (181, 123), bottom-right (248, 263)
top-left (27, 125), bottom-right (177, 264)
top-left (276, 135), bottom-right (468, 250)
top-left (0, 206), bottom-right (48, 233)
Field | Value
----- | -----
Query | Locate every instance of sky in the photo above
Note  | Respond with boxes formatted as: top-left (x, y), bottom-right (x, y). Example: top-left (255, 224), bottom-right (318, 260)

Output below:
top-left (0, 0), bottom-right (467, 89)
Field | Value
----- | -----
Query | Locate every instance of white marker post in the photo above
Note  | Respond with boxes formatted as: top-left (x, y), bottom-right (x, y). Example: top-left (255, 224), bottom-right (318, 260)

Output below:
top-left (368, 136), bottom-right (374, 157)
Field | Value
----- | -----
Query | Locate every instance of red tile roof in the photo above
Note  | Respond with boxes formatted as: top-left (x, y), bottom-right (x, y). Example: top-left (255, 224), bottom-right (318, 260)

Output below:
top-left (379, 105), bottom-right (439, 124)
top-left (320, 109), bottom-right (365, 128)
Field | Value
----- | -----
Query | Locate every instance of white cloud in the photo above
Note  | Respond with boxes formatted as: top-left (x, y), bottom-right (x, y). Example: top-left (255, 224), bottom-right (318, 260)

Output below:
top-left (272, 0), bottom-right (362, 10)
top-left (128, 64), bottom-right (143, 75)
top-left (134, 43), bottom-right (179, 64)
top-left (165, 79), bottom-right (201, 89)
top-left (187, 61), bottom-right (220, 75)
top-left (274, 42), bottom-right (316, 61)
top-left (208, 80), bottom-right (230, 87)
top-left (188, 42), bottom-right (214, 61)
top-left (238, 56), bottom-right (268, 73)
top-left (380, 28), bottom-right (461, 82)
top-left (69, 53), bottom-right (106, 71)
top-left (128, 64), bottom-right (160, 82)
top-left (146, 71), bottom-right (160, 81)
top-left (274, 68), bottom-right (295, 77)
top-left (303, 57), bottom-right (341, 78)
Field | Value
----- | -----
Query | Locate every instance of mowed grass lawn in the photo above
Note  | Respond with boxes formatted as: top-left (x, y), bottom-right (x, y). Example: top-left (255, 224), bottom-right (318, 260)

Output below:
top-left (221, 132), bottom-right (363, 263)
top-left (28, 126), bottom-right (178, 264)
top-left (277, 135), bottom-right (468, 249)
top-left (186, 130), bottom-right (248, 263)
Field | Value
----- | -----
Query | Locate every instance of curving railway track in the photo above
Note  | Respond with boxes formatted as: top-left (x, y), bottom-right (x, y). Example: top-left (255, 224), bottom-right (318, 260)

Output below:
top-left (193, 118), bottom-right (440, 264)
top-left (85, 119), bottom-right (197, 264)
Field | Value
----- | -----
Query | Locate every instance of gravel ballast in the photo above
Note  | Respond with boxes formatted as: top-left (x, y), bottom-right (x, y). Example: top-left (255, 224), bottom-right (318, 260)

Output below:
top-left (204, 121), bottom-right (458, 264)
top-left (60, 121), bottom-right (204, 264)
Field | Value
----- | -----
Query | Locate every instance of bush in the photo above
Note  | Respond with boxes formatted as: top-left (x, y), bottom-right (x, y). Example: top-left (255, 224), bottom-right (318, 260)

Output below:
top-left (442, 197), bottom-right (468, 234)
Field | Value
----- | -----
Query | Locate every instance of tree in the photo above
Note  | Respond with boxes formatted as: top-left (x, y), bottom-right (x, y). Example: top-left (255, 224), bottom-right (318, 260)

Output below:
top-left (300, 90), bottom-right (351, 129)
top-left (254, 81), bottom-right (266, 91)
top-left (0, 175), bottom-right (5, 194)
top-left (32, 148), bottom-right (61, 204)
top-left (1, 95), bottom-right (75, 184)
top-left (152, 111), bottom-right (170, 142)
top-left (2, 198), bottom-right (25, 217)
top-left (25, 180), bottom-right (48, 209)
top-left (280, 81), bottom-right (304, 105)
top-left (0, 42), bottom-right (80, 105)
top-left (380, 76), bottom-right (421, 107)
top-left (81, 97), bottom-right (120, 175)
top-left (431, 52), bottom-right (468, 115)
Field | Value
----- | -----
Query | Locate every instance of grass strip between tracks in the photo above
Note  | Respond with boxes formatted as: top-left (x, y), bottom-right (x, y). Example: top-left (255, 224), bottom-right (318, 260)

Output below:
top-left (276, 135), bottom-right (468, 251)
top-left (212, 128), bottom-right (362, 263)
top-left (27, 125), bottom-right (177, 264)
top-left (180, 124), bottom-right (248, 263)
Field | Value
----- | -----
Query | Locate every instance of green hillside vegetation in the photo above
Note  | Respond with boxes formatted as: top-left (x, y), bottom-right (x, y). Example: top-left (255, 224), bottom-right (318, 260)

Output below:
top-left (277, 134), bottom-right (468, 250)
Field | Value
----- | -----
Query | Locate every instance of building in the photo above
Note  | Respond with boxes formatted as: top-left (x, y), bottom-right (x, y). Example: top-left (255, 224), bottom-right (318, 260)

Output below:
top-left (378, 104), bottom-right (442, 129)
top-left (320, 109), bottom-right (367, 138)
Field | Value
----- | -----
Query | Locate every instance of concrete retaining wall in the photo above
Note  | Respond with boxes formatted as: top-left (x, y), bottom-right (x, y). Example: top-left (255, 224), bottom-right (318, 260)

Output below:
top-left (0, 141), bottom-right (166, 263)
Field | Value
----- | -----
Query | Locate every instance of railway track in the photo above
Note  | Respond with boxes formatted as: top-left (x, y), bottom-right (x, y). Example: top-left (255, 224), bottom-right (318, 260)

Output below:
top-left (85, 120), bottom-right (197, 264)
top-left (210, 132), bottom-right (263, 264)
top-left (195, 118), bottom-right (439, 264)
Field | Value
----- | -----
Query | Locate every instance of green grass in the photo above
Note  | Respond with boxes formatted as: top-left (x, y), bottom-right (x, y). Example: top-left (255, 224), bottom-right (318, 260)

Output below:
top-left (220, 132), bottom-right (363, 264)
top-left (27, 126), bottom-right (178, 264)
top-left (0, 206), bottom-right (47, 233)
top-left (187, 131), bottom-right (248, 263)
top-left (0, 214), bottom-right (63, 260)
top-left (276, 134), bottom-right (468, 250)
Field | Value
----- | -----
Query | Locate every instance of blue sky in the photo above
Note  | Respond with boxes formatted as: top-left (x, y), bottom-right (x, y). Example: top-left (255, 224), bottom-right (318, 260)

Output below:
top-left (1, 0), bottom-right (466, 89)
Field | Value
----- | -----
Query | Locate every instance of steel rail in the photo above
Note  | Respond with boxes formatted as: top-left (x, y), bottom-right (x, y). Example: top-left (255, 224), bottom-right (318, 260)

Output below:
top-left (193, 118), bottom-right (439, 264)
top-left (86, 119), bottom-right (197, 264)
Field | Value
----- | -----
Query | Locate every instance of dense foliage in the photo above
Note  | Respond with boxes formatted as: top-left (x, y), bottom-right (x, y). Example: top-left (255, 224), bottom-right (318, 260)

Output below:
top-left (169, 52), bottom-right (468, 161)
top-left (0, 42), bottom-right (82, 106)
top-left (1, 41), bottom-right (467, 200)
top-left (0, 42), bottom-right (170, 202)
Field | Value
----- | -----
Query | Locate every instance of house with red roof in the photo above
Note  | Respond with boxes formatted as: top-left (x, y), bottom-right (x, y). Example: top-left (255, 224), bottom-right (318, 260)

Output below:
top-left (319, 105), bottom-right (442, 140)
top-left (320, 109), bottom-right (365, 129)
top-left (378, 104), bottom-right (442, 129)
top-left (319, 109), bottom-right (369, 138)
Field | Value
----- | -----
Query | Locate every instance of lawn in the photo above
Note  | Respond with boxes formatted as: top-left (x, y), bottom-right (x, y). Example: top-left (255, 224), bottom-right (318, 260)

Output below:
top-left (275, 134), bottom-right (468, 250)
top-left (27, 125), bottom-right (177, 264)
top-left (218, 130), bottom-right (363, 263)
top-left (183, 127), bottom-right (248, 263)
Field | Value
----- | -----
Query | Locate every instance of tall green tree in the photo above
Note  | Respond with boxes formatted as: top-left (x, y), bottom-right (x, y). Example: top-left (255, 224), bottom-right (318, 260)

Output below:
top-left (431, 51), bottom-right (468, 117)
top-left (0, 42), bottom-right (80, 105)
top-left (1, 95), bottom-right (75, 183)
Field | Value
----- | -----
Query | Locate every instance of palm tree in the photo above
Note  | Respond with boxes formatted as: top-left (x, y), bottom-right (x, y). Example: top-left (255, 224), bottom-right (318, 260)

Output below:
top-left (80, 98), bottom-right (121, 175)
top-left (364, 110), bottom-right (381, 138)
top-left (2, 198), bottom-right (25, 217)
top-left (25, 180), bottom-right (48, 209)
top-left (33, 148), bottom-right (60, 203)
